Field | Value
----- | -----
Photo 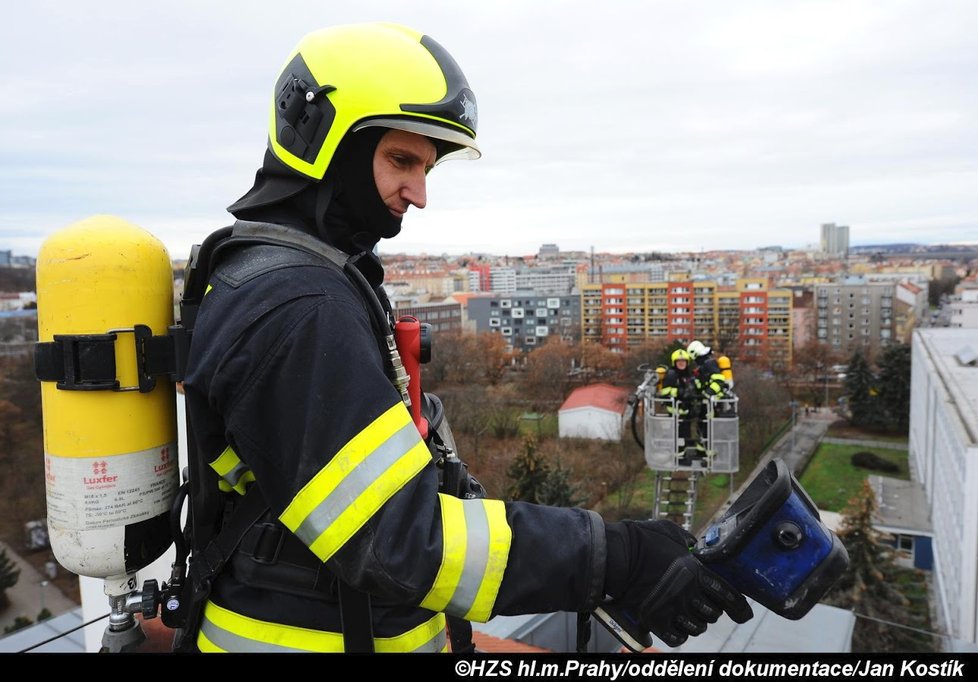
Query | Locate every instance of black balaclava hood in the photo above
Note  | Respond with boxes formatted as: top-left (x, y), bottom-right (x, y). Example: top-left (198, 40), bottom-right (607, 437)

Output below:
top-left (227, 127), bottom-right (402, 255)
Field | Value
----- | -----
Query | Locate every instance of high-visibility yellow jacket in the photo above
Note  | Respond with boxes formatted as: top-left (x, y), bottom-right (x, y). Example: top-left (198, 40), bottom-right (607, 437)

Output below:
top-left (183, 229), bottom-right (606, 653)
top-left (692, 354), bottom-right (729, 398)
top-left (658, 368), bottom-right (696, 416)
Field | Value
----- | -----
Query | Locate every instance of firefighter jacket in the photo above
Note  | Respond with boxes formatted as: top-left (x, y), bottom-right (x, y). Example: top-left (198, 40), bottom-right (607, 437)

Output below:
top-left (692, 354), bottom-right (728, 398)
top-left (658, 368), bottom-right (697, 417)
top-left (183, 224), bottom-right (606, 653)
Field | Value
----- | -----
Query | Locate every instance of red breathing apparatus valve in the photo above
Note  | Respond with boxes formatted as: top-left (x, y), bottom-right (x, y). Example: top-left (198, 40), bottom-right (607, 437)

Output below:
top-left (393, 316), bottom-right (432, 440)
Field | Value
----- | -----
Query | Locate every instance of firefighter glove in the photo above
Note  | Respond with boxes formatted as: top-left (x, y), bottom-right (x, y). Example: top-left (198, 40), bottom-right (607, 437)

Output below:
top-left (604, 520), bottom-right (753, 647)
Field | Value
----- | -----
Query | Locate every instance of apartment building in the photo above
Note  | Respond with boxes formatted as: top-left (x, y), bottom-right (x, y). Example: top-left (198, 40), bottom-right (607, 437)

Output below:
top-left (391, 298), bottom-right (464, 334)
top-left (949, 283), bottom-right (978, 329)
top-left (909, 329), bottom-right (978, 644)
top-left (820, 222), bottom-right (850, 257)
top-left (467, 291), bottom-right (581, 352)
top-left (580, 278), bottom-right (792, 368)
top-left (814, 278), bottom-right (896, 358)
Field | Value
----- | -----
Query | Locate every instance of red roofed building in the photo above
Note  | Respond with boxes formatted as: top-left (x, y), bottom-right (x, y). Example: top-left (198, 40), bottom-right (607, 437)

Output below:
top-left (558, 383), bottom-right (630, 441)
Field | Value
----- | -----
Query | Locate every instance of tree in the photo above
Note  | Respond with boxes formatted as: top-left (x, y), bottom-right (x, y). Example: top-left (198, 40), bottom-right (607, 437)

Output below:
top-left (524, 339), bottom-right (577, 404)
top-left (844, 351), bottom-right (878, 427)
top-left (733, 365), bottom-right (792, 464)
top-left (793, 339), bottom-right (843, 406)
top-left (472, 332), bottom-right (512, 386)
top-left (876, 343), bottom-right (911, 432)
top-left (824, 480), bottom-right (936, 652)
top-left (0, 546), bottom-right (21, 609)
top-left (927, 275), bottom-right (959, 308)
top-left (3, 616), bottom-right (32, 635)
top-left (579, 342), bottom-right (623, 381)
top-left (0, 399), bottom-right (24, 465)
top-left (425, 330), bottom-right (471, 388)
top-left (506, 436), bottom-right (581, 507)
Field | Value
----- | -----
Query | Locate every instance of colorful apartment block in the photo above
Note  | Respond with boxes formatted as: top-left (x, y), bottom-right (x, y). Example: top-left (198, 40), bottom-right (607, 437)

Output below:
top-left (581, 278), bottom-right (792, 368)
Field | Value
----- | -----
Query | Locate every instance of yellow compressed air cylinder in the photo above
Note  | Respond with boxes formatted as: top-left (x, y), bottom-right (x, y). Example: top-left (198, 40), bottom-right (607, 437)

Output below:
top-left (36, 216), bottom-right (178, 587)
top-left (718, 355), bottom-right (734, 386)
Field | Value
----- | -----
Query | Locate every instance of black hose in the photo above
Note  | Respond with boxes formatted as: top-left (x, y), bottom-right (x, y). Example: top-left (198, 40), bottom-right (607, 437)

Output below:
top-left (170, 480), bottom-right (190, 565)
top-left (631, 396), bottom-right (644, 449)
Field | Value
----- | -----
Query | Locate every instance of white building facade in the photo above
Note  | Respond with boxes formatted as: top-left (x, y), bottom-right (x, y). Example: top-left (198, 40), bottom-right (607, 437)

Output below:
top-left (909, 329), bottom-right (978, 644)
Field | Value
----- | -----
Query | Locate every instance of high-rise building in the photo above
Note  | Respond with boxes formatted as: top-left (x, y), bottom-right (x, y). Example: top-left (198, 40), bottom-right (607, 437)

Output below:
top-left (580, 278), bottom-right (792, 368)
top-left (909, 328), bottom-right (978, 644)
top-left (820, 222), bottom-right (850, 257)
top-left (814, 278), bottom-right (895, 358)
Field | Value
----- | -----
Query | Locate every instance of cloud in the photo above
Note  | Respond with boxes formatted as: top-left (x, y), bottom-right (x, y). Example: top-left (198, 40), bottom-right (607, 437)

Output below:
top-left (2, 0), bottom-right (976, 258)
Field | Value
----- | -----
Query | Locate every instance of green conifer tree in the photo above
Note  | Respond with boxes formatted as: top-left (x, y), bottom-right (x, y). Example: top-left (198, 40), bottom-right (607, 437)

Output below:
top-left (825, 480), bottom-right (936, 652)
top-left (844, 351), bottom-right (878, 427)
top-left (506, 436), bottom-right (581, 507)
top-left (0, 546), bottom-right (21, 610)
top-left (877, 343), bottom-right (912, 432)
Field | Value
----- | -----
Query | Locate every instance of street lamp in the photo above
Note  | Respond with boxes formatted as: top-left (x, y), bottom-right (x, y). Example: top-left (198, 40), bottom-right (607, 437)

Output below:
top-left (824, 372), bottom-right (830, 414)
top-left (789, 400), bottom-right (799, 450)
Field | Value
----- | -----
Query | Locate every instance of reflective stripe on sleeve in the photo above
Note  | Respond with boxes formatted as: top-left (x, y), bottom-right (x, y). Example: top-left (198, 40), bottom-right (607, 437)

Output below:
top-left (197, 601), bottom-right (446, 653)
top-left (420, 494), bottom-right (512, 622)
top-left (279, 403), bottom-right (431, 562)
top-left (209, 445), bottom-right (256, 495)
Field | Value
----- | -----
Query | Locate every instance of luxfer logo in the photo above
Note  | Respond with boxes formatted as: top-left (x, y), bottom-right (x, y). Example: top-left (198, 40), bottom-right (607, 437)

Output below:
top-left (84, 460), bottom-right (117, 486)
top-left (156, 446), bottom-right (174, 474)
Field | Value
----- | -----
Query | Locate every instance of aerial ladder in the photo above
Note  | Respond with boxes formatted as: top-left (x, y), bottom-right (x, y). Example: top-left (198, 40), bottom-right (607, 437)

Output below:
top-left (629, 365), bottom-right (739, 531)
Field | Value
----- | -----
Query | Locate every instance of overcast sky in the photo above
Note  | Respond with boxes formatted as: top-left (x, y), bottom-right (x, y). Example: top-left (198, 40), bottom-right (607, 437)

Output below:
top-left (2, 0), bottom-right (976, 261)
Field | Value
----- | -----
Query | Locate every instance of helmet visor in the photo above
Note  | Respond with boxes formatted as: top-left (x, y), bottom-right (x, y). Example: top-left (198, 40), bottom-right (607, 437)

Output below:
top-left (353, 117), bottom-right (480, 163)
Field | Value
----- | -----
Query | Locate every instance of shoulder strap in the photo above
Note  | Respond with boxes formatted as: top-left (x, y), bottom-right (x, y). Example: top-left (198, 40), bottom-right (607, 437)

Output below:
top-left (217, 220), bottom-right (351, 271)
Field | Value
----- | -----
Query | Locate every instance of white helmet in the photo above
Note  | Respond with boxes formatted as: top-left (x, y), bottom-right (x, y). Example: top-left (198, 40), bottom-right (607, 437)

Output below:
top-left (687, 340), bottom-right (711, 358)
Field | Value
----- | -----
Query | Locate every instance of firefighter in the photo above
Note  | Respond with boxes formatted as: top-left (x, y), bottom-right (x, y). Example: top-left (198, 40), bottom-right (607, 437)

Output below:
top-left (658, 349), bottom-right (698, 466)
top-left (686, 340), bottom-right (732, 458)
top-left (686, 340), bottom-right (729, 400)
top-left (181, 23), bottom-right (751, 653)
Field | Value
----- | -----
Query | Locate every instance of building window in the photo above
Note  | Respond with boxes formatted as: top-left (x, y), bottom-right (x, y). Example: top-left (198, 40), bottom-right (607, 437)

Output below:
top-left (489, 318), bottom-right (500, 327)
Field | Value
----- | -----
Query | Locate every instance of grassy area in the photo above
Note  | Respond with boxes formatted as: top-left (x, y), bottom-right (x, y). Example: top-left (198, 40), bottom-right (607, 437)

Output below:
top-left (594, 468), bottom-right (738, 533)
top-left (517, 413), bottom-right (558, 438)
top-left (825, 421), bottom-right (909, 444)
top-left (798, 442), bottom-right (910, 511)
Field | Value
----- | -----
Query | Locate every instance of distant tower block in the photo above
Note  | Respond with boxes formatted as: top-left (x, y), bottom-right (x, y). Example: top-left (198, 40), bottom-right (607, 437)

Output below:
top-left (820, 223), bottom-right (850, 257)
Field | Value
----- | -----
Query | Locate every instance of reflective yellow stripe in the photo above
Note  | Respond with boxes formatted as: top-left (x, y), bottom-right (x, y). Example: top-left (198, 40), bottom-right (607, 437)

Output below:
top-left (375, 613), bottom-right (446, 653)
top-left (420, 495), bottom-right (512, 622)
top-left (209, 445), bottom-right (256, 495)
top-left (279, 403), bottom-right (430, 562)
top-left (421, 495), bottom-right (466, 613)
top-left (204, 283), bottom-right (213, 296)
top-left (197, 601), bottom-right (446, 653)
